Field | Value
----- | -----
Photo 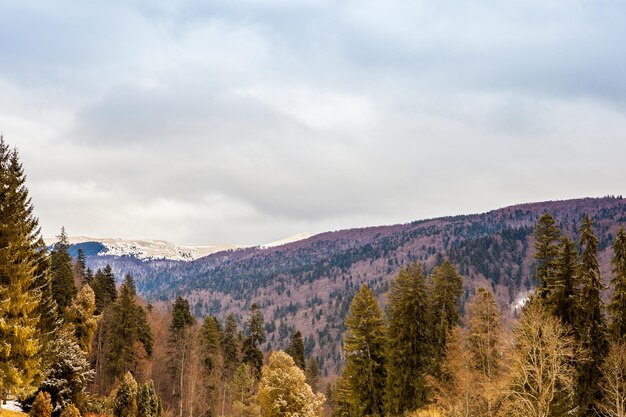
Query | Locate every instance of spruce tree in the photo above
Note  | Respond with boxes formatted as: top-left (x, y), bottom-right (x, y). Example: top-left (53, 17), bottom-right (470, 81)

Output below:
top-left (106, 282), bottom-right (153, 380)
top-left (549, 235), bottom-right (578, 327)
top-left (49, 227), bottom-right (76, 313)
top-left (534, 213), bottom-right (562, 300)
top-left (286, 331), bottom-right (305, 370)
top-left (384, 262), bottom-right (430, 415)
top-left (137, 380), bottom-right (162, 417)
top-left (428, 260), bottom-right (463, 375)
top-left (575, 214), bottom-right (608, 417)
top-left (64, 284), bottom-right (97, 353)
top-left (242, 303), bottom-right (265, 379)
top-left (0, 138), bottom-right (43, 398)
top-left (343, 284), bottom-right (386, 417)
top-left (609, 226), bottom-right (626, 342)
top-left (114, 372), bottom-right (138, 417)
top-left (124, 273), bottom-right (137, 297)
top-left (92, 265), bottom-right (117, 314)
top-left (222, 313), bottom-right (240, 380)
top-left (199, 316), bottom-right (221, 375)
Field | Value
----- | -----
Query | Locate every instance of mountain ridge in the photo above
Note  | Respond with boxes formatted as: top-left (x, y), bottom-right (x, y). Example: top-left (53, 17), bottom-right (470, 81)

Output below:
top-left (76, 196), bottom-right (626, 374)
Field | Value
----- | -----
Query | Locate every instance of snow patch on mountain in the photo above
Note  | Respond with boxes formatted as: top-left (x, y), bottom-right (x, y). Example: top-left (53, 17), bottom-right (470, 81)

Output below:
top-left (44, 232), bottom-right (312, 261)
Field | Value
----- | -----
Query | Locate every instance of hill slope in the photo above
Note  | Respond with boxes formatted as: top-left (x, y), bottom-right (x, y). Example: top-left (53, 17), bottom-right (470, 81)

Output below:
top-left (80, 196), bottom-right (626, 374)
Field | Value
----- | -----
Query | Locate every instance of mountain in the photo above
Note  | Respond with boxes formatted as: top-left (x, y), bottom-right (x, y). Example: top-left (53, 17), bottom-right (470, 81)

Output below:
top-left (45, 233), bottom-right (311, 262)
top-left (74, 196), bottom-right (626, 375)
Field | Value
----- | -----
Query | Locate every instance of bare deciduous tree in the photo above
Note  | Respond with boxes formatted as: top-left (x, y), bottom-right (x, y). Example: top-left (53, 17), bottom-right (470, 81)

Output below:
top-left (597, 342), bottom-right (626, 417)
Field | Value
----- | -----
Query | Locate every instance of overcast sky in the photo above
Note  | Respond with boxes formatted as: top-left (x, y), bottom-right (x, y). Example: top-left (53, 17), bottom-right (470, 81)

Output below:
top-left (1, 0), bottom-right (625, 245)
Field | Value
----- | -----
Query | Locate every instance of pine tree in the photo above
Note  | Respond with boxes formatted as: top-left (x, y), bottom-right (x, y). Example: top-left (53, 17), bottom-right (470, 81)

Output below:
top-left (575, 214), bottom-right (608, 417)
top-left (534, 213), bottom-right (562, 300)
top-left (199, 316), bottom-right (221, 375)
top-left (137, 380), bottom-right (162, 417)
top-left (609, 226), bottom-right (626, 342)
top-left (305, 356), bottom-right (320, 393)
top-left (124, 273), bottom-right (137, 297)
top-left (428, 260), bottom-right (463, 375)
top-left (228, 363), bottom-right (258, 417)
top-left (38, 329), bottom-right (94, 413)
top-left (114, 372), bottom-right (138, 417)
top-left (549, 236), bottom-right (578, 327)
top-left (64, 284), bottom-right (97, 353)
top-left (222, 314), bottom-right (240, 380)
top-left (343, 284), bottom-right (386, 417)
top-left (106, 282), bottom-right (153, 381)
top-left (286, 331), bottom-right (305, 370)
top-left (92, 265), bottom-right (116, 314)
top-left (385, 262), bottom-right (430, 415)
top-left (49, 228), bottom-right (77, 313)
top-left (256, 351), bottom-right (325, 417)
top-left (242, 303), bottom-right (265, 379)
top-left (0, 138), bottom-right (43, 398)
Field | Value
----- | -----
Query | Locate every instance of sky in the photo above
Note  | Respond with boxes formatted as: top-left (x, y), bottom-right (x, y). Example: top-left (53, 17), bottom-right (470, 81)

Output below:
top-left (1, 0), bottom-right (626, 245)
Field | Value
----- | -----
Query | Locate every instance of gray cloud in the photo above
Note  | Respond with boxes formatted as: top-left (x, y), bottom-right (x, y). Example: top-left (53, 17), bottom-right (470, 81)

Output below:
top-left (1, 0), bottom-right (626, 244)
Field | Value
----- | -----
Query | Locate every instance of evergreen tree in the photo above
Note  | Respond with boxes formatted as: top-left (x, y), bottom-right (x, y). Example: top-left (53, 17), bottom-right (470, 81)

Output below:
top-left (305, 356), bottom-right (320, 393)
top-left (549, 235), bottom-right (578, 327)
top-left (37, 330), bottom-right (94, 413)
top-left (59, 403), bottom-right (80, 417)
top-left (199, 316), bottom-right (221, 375)
top-left (222, 314), bottom-right (240, 380)
top-left (534, 213), bottom-right (562, 300)
top-left (106, 282), bottom-right (153, 381)
top-left (0, 138), bottom-right (43, 398)
top-left (428, 260), bottom-right (463, 375)
top-left (609, 226), bottom-right (626, 342)
top-left (137, 380), bottom-right (162, 417)
top-left (385, 262), bottom-right (430, 415)
top-left (114, 372), bottom-right (138, 417)
top-left (49, 228), bottom-right (76, 313)
top-left (343, 284), bottom-right (386, 417)
top-left (575, 214), bottom-right (608, 417)
top-left (228, 363), bottom-right (258, 417)
top-left (242, 303), bottom-right (265, 379)
top-left (124, 273), bottom-right (137, 297)
top-left (286, 331), bottom-right (305, 370)
top-left (92, 265), bottom-right (116, 314)
top-left (64, 284), bottom-right (97, 353)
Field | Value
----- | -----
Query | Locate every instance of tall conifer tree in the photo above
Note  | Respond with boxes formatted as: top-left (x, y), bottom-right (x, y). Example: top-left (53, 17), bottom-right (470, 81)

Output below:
top-left (609, 226), bottom-right (626, 342)
top-left (286, 331), bottom-right (305, 370)
top-left (221, 314), bottom-right (240, 380)
top-left (575, 214), bottom-right (608, 417)
top-left (0, 138), bottom-right (43, 398)
top-left (242, 303), bottom-right (265, 378)
top-left (49, 227), bottom-right (76, 313)
top-left (385, 262), bottom-right (430, 415)
top-left (548, 235), bottom-right (578, 326)
top-left (428, 260), bottom-right (463, 375)
top-left (534, 213), bottom-right (562, 300)
top-left (343, 284), bottom-right (386, 417)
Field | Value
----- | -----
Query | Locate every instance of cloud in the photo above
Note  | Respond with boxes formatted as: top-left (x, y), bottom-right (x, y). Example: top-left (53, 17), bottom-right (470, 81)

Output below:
top-left (1, 0), bottom-right (625, 243)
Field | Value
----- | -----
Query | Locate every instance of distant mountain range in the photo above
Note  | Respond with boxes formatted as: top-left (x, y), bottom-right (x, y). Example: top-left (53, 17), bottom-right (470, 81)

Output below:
top-left (64, 196), bottom-right (626, 374)
top-left (45, 233), bottom-right (312, 261)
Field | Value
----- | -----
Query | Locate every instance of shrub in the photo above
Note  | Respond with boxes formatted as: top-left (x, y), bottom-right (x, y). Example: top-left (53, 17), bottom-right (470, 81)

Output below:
top-left (30, 391), bottom-right (53, 417)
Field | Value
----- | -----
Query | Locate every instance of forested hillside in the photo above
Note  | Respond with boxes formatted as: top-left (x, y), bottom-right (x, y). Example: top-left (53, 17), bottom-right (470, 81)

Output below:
top-left (80, 196), bottom-right (626, 373)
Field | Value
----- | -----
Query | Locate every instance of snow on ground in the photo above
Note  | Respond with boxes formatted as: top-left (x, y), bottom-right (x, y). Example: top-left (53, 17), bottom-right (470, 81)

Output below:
top-left (2, 400), bottom-right (24, 412)
top-left (43, 232), bottom-right (312, 261)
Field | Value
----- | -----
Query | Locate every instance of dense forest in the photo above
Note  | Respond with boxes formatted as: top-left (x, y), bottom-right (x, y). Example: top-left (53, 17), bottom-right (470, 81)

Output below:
top-left (2, 136), bottom-right (626, 417)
